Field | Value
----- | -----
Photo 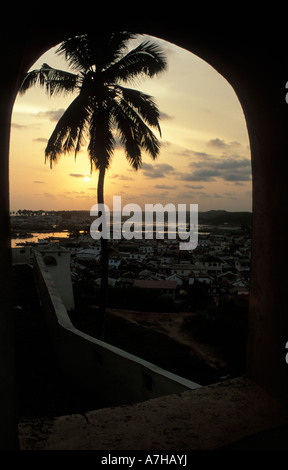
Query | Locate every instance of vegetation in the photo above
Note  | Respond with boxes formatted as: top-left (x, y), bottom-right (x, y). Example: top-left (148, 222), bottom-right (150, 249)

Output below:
top-left (181, 297), bottom-right (249, 374)
top-left (19, 32), bottom-right (167, 338)
top-left (198, 210), bottom-right (252, 226)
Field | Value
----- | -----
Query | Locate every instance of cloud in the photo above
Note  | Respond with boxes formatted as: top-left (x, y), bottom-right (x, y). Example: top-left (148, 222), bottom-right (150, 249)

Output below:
top-left (192, 151), bottom-right (212, 158)
top-left (64, 190), bottom-right (85, 195)
top-left (140, 150), bottom-right (251, 184)
top-left (178, 153), bottom-right (251, 183)
top-left (33, 180), bottom-right (44, 184)
top-left (161, 140), bottom-right (172, 148)
top-left (60, 190), bottom-right (94, 200)
top-left (173, 137), bottom-right (251, 183)
top-left (176, 190), bottom-right (211, 200)
top-left (33, 137), bottom-right (47, 143)
top-left (11, 122), bottom-right (28, 129)
top-left (111, 174), bottom-right (134, 181)
top-left (207, 138), bottom-right (242, 150)
top-left (210, 158), bottom-right (250, 170)
top-left (69, 173), bottom-right (86, 178)
top-left (179, 169), bottom-right (221, 182)
top-left (154, 184), bottom-right (177, 190)
top-left (160, 111), bottom-right (174, 120)
top-left (223, 171), bottom-right (251, 182)
top-left (174, 147), bottom-right (214, 159)
top-left (37, 109), bottom-right (65, 122)
top-left (188, 141), bottom-right (243, 159)
top-left (207, 138), bottom-right (230, 149)
top-left (184, 184), bottom-right (205, 189)
top-left (141, 162), bottom-right (176, 178)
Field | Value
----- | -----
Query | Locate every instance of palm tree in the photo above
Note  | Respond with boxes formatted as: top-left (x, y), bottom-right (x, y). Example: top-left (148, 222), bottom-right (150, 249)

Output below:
top-left (19, 31), bottom-right (167, 338)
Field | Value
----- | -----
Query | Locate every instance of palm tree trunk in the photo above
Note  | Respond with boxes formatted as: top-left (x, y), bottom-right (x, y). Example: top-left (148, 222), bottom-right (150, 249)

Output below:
top-left (97, 165), bottom-right (108, 340)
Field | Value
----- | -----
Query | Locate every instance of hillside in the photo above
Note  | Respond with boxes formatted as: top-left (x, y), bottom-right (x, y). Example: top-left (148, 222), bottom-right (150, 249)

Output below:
top-left (198, 210), bottom-right (252, 226)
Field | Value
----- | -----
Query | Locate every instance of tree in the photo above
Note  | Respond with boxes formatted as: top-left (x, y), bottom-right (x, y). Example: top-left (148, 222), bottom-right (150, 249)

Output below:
top-left (19, 31), bottom-right (167, 338)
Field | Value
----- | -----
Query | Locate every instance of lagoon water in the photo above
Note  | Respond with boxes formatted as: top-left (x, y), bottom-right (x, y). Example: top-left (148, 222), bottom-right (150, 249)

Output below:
top-left (11, 210), bottom-right (201, 248)
top-left (11, 231), bottom-right (70, 248)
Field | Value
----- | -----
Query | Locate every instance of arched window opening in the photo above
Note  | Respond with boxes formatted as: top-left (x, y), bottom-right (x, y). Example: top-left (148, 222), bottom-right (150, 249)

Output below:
top-left (10, 32), bottom-right (252, 415)
top-left (11, 34), bottom-right (251, 213)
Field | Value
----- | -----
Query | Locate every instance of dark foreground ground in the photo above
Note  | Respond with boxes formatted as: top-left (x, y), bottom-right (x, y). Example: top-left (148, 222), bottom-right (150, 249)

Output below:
top-left (14, 264), bottom-right (225, 421)
top-left (13, 264), bottom-right (288, 450)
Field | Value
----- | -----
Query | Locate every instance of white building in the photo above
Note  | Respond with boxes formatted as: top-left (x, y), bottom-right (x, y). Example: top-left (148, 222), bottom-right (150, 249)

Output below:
top-left (38, 247), bottom-right (75, 311)
top-left (75, 247), bottom-right (101, 261)
top-left (108, 258), bottom-right (122, 269)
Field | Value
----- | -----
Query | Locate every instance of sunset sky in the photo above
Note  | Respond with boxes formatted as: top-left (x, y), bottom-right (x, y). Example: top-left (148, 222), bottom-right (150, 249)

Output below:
top-left (10, 34), bottom-right (252, 213)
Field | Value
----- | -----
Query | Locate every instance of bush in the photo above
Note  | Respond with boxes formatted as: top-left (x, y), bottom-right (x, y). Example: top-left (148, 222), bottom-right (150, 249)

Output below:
top-left (182, 297), bottom-right (248, 374)
top-left (105, 286), bottom-right (178, 312)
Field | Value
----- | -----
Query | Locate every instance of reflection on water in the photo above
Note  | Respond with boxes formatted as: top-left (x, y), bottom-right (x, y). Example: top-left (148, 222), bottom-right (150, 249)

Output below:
top-left (11, 232), bottom-right (69, 248)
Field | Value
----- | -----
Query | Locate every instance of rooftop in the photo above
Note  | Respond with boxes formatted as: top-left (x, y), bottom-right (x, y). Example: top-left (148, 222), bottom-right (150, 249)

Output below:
top-left (133, 279), bottom-right (177, 290)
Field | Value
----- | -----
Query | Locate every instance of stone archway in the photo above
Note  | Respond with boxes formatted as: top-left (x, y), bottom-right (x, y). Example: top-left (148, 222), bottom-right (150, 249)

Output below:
top-left (1, 18), bottom-right (288, 449)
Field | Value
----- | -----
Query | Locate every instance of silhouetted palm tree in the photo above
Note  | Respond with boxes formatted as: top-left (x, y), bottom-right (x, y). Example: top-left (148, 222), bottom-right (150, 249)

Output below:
top-left (19, 31), bottom-right (167, 338)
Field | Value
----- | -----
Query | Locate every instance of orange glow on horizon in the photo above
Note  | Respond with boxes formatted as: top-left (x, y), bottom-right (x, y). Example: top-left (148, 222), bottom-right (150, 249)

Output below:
top-left (10, 35), bottom-right (252, 213)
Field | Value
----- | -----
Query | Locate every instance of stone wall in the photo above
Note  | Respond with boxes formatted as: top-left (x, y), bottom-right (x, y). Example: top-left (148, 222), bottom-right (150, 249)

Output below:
top-left (33, 251), bottom-right (200, 408)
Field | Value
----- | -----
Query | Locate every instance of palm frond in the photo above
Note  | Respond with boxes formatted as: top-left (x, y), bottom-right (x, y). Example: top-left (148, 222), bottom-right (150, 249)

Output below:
top-left (117, 86), bottom-right (162, 136)
top-left (112, 103), bottom-right (142, 169)
top-left (21, 32), bottom-right (165, 177)
top-left (97, 31), bottom-right (138, 70)
top-left (19, 63), bottom-right (79, 97)
top-left (45, 94), bottom-right (90, 167)
top-left (113, 98), bottom-right (160, 170)
top-left (19, 66), bottom-right (47, 95)
top-left (56, 36), bottom-right (92, 72)
top-left (88, 103), bottom-right (115, 170)
top-left (105, 40), bottom-right (167, 84)
top-left (56, 32), bottom-right (137, 73)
